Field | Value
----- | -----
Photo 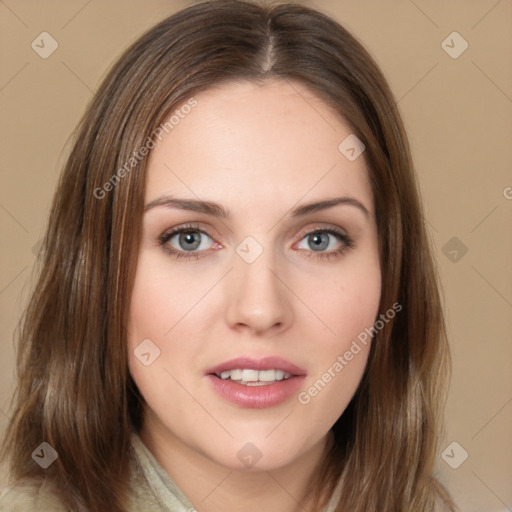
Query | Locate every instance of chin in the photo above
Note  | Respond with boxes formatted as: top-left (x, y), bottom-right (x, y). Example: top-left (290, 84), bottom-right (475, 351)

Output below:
top-left (198, 435), bottom-right (311, 472)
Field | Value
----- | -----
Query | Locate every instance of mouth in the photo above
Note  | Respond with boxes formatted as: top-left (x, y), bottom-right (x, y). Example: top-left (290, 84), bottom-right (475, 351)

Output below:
top-left (205, 356), bottom-right (306, 408)
top-left (213, 368), bottom-right (295, 386)
top-left (206, 355), bottom-right (306, 381)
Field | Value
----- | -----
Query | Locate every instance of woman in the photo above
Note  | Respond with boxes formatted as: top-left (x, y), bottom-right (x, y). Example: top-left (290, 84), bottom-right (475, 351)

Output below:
top-left (0, 1), bottom-right (456, 510)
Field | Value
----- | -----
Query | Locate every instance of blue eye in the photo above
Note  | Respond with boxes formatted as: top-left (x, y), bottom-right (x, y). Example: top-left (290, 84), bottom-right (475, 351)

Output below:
top-left (172, 231), bottom-right (211, 251)
top-left (159, 224), bottom-right (214, 259)
top-left (159, 225), bottom-right (354, 261)
top-left (299, 231), bottom-right (337, 251)
top-left (296, 229), bottom-right (354, 260)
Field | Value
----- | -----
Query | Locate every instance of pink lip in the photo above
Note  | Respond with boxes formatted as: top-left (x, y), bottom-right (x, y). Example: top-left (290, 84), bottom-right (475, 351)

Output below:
top-left (206, 374), bottom-right (305, 408)
top-left (205, 356), bottom-right (307, 376)
top-left (204, 356), bottom-right (307, 409)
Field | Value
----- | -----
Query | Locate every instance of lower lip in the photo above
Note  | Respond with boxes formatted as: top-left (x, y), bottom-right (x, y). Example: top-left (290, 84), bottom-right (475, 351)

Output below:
top-left (206, 374), bottom-right (305, 408)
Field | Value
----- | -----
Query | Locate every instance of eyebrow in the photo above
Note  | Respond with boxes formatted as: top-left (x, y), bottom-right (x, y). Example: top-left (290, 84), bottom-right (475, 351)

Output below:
top-left (144, 195), bottom-right (369, 219)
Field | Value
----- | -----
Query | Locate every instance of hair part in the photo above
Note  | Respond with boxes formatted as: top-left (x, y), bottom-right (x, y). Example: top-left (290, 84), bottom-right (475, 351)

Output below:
top-left (1, 1), bottom-right (455, 511)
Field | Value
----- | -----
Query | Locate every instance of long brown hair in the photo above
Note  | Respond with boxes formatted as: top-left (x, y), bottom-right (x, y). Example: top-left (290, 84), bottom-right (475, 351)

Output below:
top-left (1, 1), bottom-right (455, 510)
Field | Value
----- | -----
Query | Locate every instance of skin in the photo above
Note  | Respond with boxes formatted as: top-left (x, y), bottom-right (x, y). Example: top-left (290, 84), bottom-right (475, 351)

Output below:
top-left (127, 79), bottom-right (381, 512)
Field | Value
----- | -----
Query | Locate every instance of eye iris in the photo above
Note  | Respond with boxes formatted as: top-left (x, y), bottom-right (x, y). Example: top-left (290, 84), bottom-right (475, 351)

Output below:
top-left (308, 232), bottom-right (329, 251)
top-left (179, 231), bottom-right (201, 251)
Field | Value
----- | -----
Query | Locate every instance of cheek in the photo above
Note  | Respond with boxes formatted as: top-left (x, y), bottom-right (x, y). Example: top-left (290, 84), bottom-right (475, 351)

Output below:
top-left (126, 251), bottom-right (213, 346)
top-left (305, 256), bottom-right (382, 348)
top-left (294, 256), bottom-right (381, 419)
top-left (336, 275), bottom-right (381, 342)
top-left (126, 251), bottom-right (220, 400)
top-left (311, 279), bottom-right (380, 363)
top-left (126, 255), bottom-right (188, 395)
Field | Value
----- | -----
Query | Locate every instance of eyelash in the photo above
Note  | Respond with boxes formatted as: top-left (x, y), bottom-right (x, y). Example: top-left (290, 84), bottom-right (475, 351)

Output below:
top-left (158, 223), bottom-right (355, 261)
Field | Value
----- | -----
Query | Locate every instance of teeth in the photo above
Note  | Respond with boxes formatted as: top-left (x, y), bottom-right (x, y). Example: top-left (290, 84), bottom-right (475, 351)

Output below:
top-left (229, 369), bottom-right (242, 380)
top-left (217, 368), bottom-right (293, 383)
top-left (258, 370), bottom-right (275, 382)
top-left (241, 369), bottom-right (259, 382)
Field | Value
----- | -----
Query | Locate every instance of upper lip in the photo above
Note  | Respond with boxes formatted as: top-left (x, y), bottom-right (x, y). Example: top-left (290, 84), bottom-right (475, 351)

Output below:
top-left (205, 356), bottom-right (307, 376)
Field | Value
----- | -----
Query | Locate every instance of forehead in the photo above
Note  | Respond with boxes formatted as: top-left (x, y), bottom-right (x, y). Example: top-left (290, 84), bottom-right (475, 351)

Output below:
top-left (145, 79), bottom-right (373, 215)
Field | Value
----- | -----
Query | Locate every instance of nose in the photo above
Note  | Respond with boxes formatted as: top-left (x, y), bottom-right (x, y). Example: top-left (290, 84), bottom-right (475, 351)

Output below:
top-left (224, 249), bottom-right (294, 336)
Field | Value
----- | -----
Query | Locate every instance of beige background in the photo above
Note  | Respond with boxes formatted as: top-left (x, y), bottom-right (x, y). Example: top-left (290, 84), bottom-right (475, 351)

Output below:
top-left (1, 1), bottom-right (511, 510)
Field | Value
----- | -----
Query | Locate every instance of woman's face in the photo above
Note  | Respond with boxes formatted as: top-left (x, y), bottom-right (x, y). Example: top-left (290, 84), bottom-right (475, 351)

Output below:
top-left (127, 79), bottom-right (381, 471)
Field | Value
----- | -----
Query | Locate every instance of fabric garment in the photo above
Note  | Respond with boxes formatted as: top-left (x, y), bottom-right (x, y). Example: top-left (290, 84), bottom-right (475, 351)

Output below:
top-left (0, 432), bottom-right (342, 511)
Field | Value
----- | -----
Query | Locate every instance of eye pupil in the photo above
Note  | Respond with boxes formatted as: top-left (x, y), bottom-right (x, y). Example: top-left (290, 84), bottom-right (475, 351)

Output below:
top-left (179, 231), bottom-right (201, 251)
top-left (308, 232), bottom-right (329, 251)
